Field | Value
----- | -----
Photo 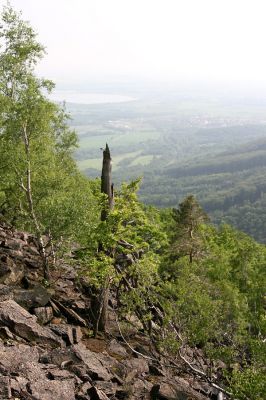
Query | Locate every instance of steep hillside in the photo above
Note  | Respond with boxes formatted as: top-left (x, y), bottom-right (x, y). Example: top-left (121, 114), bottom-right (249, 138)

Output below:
top-left (0, 222), bottom-right (226, 400)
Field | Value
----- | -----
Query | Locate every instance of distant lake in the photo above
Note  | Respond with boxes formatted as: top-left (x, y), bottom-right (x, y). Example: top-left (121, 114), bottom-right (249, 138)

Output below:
top-left (49, 90), bottom-right (136, 104)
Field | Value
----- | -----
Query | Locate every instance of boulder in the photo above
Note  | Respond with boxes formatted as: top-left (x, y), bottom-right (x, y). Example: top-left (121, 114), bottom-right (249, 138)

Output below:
top-left (13, 285), bottom-right (53, 309)
top-left (0, 300), bottom-right (61, 346)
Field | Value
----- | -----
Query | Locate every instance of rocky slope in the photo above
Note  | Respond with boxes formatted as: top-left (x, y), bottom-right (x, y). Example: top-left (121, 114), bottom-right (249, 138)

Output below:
top-left (0, 223), bottom-right (227, 400)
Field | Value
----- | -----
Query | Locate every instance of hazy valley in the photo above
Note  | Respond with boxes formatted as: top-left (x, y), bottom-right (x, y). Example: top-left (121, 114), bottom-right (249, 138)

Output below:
top-left (63, 86), bottom-right (266, 242)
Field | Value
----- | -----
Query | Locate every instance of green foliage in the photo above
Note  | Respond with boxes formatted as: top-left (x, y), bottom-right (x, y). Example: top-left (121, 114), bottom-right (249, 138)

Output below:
top-left (0, 4), bottom-right (265, 394)
top-left (80, 179), bottom-right (165, 320)
top-left (0, 5), bottom-right (98, 243)
top-left (159, 206), bottom-right (266, 391)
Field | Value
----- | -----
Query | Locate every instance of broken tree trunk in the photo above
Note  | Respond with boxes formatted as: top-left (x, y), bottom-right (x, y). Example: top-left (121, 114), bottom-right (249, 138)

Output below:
top-left (93, 144), bottom-right (114, 336)
top-left (101, 143), bottom-right (114, 221)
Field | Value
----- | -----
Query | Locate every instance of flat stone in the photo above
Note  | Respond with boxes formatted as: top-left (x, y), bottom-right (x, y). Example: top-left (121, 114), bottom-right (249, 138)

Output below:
top-left (107, 339), bottom-right (128, 357)
top-left (0, 344), bottom-right (39, 372)
top-left (94, 381), bottom-right (117, 395)
top-left (150, 381), bottom-right (207, 400)
top-left (39, 347), bottom-right (80, 366)
top-left (0, 300), bottom-right (61, 347)
top-left (20, 361), bottom-right (47, 382)
top-left (124, 357), bottom-right (149, 379)
top-left (29, 379), bottom-right (75, 400)
top-left (72, 343), bottom-right (112, 381)
top-left (46, 368), bottom-right (75, 380)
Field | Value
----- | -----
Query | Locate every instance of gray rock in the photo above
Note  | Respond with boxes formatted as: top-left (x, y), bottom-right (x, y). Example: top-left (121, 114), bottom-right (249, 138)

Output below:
top-left (150, 381), bottom-right (207, 400)
top-left (130, 378), bottom-right (152, 399)
top-left (50, 324), bottom-right (76, 345)
top-left (33, 306), bottom-right (53, 324)
top-left (0, 284), bottom-right (13, 302)
top-left (50, 324), bottom-right (82, 346)
top-left (0, 376), bottom-right (11, 399)
top-left (0, 255), bottom-right (24, 284)
top-left (46, 367), bottom-right (75, 380)
top-left (124, 357), bottom-right (149, 380)
top-left (0, 344), bottom-right (39, 372)
top-left (73, 325), bottom-right (83, 343)
top-left (20, 361), bottom-right (47, 382)
top-left (0, 300), bottom-right (61, 347)
top-left (10, 376), bottom-right (28, 394)
top-left (93, 381), bottom-right (117, 395)
top-left (87, 386), bottom-right (109, 400)
top-left (107, 338), bottom-right (128, 357)
top-left (13, 285), bottom-right (53, 309)
top-left (29, 379), bottom-right (75, 400)
top-left (39, 347), bottom-right (80, 366)
top-left (77, 381), bottom-right (92, 396)
top-left (72, 343), bottom-right (112, 381)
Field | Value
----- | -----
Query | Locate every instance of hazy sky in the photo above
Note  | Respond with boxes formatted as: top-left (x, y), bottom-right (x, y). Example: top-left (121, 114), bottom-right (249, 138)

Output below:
top-left (3, 0), bottom-right (266, 88)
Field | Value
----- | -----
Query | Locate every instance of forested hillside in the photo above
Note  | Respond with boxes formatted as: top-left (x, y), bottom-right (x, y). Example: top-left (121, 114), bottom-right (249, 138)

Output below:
top-left (0, 6), bottom-right (265, 400)
top-left (68, 90), bottom-right (266, 242)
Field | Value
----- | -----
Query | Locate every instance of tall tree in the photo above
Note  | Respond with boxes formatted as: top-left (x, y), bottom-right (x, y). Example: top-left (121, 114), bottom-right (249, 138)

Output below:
top-left (0, 5), bottom-right (97, 278)
top-left (171, 195), bottom-right (208, 263)
top-left (92, 144), bottom-right (114, 335)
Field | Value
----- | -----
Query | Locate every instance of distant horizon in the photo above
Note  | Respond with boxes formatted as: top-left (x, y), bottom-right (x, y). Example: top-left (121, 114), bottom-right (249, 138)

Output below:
top-left (50, 78), bottom-right (266, 103)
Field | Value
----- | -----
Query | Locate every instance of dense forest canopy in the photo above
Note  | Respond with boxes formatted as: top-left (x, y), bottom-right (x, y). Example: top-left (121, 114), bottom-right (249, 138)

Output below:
top-left (0, 5), bottom-right (265, 399)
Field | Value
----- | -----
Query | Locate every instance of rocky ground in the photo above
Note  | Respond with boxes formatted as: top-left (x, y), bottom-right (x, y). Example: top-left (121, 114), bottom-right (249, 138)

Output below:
top-left (0, 223), bottom-right (227, 400)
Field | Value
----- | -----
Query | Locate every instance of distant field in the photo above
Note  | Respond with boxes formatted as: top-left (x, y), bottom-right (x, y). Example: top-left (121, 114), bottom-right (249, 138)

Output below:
top-left (67, 93), bottom-right (266, 242)
top-left (77, 150), bottom-right (142, 171)
top-left (74, 116), bottom-right (162, 171)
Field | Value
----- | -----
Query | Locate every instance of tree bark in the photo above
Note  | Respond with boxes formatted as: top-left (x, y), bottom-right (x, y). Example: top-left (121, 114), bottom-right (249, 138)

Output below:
top-left (101, 143), bottom-right (114, 221)
top-left (21, 123), bottom-right (50, 281)
top-left (93, 144), bottom-right (114, 336)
